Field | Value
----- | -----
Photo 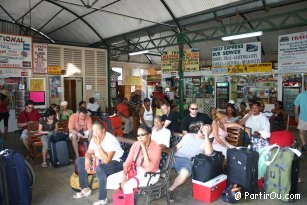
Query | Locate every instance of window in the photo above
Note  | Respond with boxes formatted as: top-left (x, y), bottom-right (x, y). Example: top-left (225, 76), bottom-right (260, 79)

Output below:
top-left (112, 67), bottom-right (123, 80)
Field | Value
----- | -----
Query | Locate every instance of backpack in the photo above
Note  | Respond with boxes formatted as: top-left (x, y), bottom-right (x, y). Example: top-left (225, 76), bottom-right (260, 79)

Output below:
top-left (257, 144), bottom-right (280, 179)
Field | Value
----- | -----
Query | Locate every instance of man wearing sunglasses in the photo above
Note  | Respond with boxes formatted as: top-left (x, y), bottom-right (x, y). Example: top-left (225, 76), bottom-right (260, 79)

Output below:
top-left (17, 100), bottom-right (41, 150)
top-left (181, 102), bottom-right (212, 134)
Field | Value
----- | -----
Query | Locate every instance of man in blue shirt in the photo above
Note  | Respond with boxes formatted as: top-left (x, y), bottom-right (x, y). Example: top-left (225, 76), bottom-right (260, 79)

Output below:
top-left (294, 83), bottom-right (307, 151)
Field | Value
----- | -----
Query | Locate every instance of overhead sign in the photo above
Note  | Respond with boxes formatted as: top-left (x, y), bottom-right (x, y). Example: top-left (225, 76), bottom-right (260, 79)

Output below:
top-left (161, 51), bottom-right (179, 72)
top-left (124, 76), bottom-right (142, 85)
top-left (278, 31), bottom-right (307, 72)
top-left (33, 43), bottom-right (47, 74)
top-left (183, 48), bottom-right (199, 71)
top-left (0, 68), bottom-right (32, 78)
top-left (0, 33), bottom-right (33, 69)
top-left (48, 65), bottom-right (62, 75)
top-left (212, 42), bottom-right (261, 67)
top-left (212, 63), bottom-right (272, 74)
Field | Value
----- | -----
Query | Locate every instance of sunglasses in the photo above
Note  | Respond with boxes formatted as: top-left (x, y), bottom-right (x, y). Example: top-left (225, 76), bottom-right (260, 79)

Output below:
top-left (190, 108), bottom-right (198, 110)
top-left (136, 133), bottom-right (148, 137)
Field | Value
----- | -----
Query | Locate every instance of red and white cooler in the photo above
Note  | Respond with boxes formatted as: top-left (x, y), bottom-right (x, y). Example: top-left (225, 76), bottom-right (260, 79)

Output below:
top-left (192, 174), bottom-right (227, 203)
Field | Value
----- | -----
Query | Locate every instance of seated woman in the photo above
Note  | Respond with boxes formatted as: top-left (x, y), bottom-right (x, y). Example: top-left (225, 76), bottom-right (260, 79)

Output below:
top-left (210, 111), bottom-right (244, 157)
top-left (73, 122), bottom-right (124, 205)
top-left (59, 101), bottom-right (73, 120)
top-left (50, 103), bottom-right (60, 120)
top-left (270, 101), bottom-right (287, 132)
top-left (38, 108), bottom-right (58, 168)
top-left (151, 115), bottom-right (171, 148)
top-left (225, 105), bottom-right (239, 123)
top-left (121, 125), bottom-right (162, 194)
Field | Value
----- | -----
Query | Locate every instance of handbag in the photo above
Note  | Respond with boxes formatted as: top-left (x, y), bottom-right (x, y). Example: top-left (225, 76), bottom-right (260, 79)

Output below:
top-left (112, 177), bottom-right (139, 205)
top-left (127, 146), bottom-right (143, 179)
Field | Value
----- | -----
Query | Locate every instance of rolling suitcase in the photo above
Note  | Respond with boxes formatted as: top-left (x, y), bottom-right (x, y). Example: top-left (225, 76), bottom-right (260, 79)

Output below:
top-left (0, 149), bottom-right (32, 205)
top-left (48, 133), bottom-right (70, 167)
top-left (227, 148), bottom-right (259, 194)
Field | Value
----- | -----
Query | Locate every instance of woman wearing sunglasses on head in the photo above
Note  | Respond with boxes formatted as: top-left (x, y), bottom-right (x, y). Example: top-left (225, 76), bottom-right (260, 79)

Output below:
top-left (121, 125), bottom-right (162, 194)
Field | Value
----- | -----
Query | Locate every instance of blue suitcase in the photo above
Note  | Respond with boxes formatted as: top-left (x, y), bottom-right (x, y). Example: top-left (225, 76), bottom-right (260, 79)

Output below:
top-left (0, 149), bottom-right (32, 205)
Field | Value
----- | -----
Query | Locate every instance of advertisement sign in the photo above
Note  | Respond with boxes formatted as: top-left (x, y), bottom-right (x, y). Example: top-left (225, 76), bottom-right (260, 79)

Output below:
top-left (29, 78), bottom-right (45, 91)
top-left (212, 63), bottom-right (272, 74)
top-left (212, 42), bottom-right (261, 67)
top-left (161, 51), bottom-right (179, 72)
top-left (48, 65), bottom-right (62, 75)
top-left (0, 68), bottom-right (32, 77)
top-left (33, 43), bottom-right (47, 73)
top-left (278, 31), bottom-right (307, 72)
top-left (124, 76), bottom-right (142, 85)
top-left (0, 33), bottom-right (33, 69)
top-left (184, 48), bottom-right (199, 71)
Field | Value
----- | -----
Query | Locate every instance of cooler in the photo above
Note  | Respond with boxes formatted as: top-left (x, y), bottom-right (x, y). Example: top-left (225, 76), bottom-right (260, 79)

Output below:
top-left (192, 174), bottom-right (227, 203)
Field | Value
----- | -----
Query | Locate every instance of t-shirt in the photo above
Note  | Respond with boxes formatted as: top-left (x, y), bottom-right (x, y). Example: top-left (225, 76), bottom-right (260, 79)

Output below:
top-left (151, 127), bottom-right (171, 147)
top-left (88, 132), bottom-right (124, 162)
top-left (17, 109), bottom-right (41, 129)
top-left (39, 117), bottom-right (58, 131)
top-left (162, 111), bottom-right (180, 132)
top-left (175, 133), bottom-right (206, 159)
top-left (181, 113), bottom-right (213, 133)
top-left (68, 113), bottom-right (92, 132)
top-left (116, 103), bottom-right (129, 118)
top-left (245, 113), bottom-right (270, 133)
top-left (87, 102), bottom-right (99, 112)
top-left (294, 92), bottom-right (307, 121)
top-left (59, 109), bottom-right (73, 120)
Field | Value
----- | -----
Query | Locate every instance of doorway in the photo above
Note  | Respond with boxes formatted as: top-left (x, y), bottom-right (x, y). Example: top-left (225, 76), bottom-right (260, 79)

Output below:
top-left (64, 77), bottom-right (83, 112)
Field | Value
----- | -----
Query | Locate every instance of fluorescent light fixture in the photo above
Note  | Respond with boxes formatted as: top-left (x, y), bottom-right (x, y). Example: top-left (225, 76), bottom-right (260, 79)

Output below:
top-left (222, 31), bottom-right (263, 41)
top-left (129, 50), bottom-right (149, 56)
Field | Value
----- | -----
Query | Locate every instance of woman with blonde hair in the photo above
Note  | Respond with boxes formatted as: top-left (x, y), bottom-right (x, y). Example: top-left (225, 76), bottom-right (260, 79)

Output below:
top-left (210, 111), bottom-right (244, 157)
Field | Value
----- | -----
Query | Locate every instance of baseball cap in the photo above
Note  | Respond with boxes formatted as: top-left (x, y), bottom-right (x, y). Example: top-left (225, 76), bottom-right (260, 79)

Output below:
top-left (228, 100), bottom-right (235, 104)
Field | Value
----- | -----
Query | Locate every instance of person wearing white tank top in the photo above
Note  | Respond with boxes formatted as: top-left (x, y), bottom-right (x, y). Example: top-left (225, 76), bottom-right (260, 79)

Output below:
top-left (140, 98), bottom-right (153, 128)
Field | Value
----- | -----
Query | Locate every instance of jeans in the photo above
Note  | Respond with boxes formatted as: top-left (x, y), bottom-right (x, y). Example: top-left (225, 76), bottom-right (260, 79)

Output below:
top-left (77, 157), bottom-right (123, 200)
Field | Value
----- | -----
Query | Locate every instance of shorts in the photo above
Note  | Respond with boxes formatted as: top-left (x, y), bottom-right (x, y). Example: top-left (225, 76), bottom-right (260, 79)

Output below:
top-left (0, 112), bottom-right (10, 127)
top-left (20, 129), bottom-right (28, 141)
top-left (172, 156), bottom-right (192, 176)
top-left (297, 120), bottom-right (307, 130)
top-left (69, 130), bottom-right (90, 139)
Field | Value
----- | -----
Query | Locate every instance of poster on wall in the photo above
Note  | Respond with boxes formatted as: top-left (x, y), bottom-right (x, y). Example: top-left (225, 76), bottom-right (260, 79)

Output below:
top-left (212, 42), bottom-right (261, 67)
top-left (278, 31), bottom-right (307, 72)
top-left (161, 51), bottom-right (179, 72)
top-left (184, 48), bottom-right (199, 71)
top-left (33, 43), bottom-right (47, 73)
top-left (124, 76), bottom-right (141, 85)
top-left (0, 68), bottom-right (32, 77)
top-left (29, 78), bottom-right (45, 91)
top-left (0, 33), bottom-right (33, 69)
top-left (49, 76), bottom-right (61, 98)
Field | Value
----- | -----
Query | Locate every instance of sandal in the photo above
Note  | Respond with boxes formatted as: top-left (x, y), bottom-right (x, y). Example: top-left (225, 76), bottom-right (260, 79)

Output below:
top-left (73, 189), bottom-right (92, 199)
top-left (41, 162), bottom-right (47, 168)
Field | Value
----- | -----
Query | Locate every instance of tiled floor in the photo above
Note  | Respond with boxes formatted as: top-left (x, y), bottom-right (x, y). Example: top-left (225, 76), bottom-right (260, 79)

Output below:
top-left (3, 128), bottom-right (307, 205)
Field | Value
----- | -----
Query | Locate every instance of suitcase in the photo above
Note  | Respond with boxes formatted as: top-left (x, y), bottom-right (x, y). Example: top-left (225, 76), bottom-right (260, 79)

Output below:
top-left (102, 115), bottom-right (123, 137)
top-left (0, 137), bottom-right (5, 151)
top-left (0, 149), bottom-right (32, 205)
top-left (49, 139), bottom-right (70, 167)
top-left (289, 155), bottom-right (300, 202)
top-left (227, 148), bottom-right (259, 194)
top-left (192, 151), bottom-right (224, 183)
top-left (269, 130), bottom-right (295, 147)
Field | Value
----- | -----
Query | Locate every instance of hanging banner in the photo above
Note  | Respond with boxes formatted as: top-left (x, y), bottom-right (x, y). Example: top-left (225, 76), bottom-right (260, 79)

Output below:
top-left (0, 33), bottom-right (33, 69)
top-left (212, 42), bottom-right (261, 67)
top-left (33, 43), bottom-right (47, 73)
top-left (0, 68), bottom-right (32, 77)
top-left (124, 76), bottom-right (142, 85)
top-left (29, 78), bottom-right (45, 91)
top-left (278, 31), bottom-right (307, 72)
top-left (183, 48), bottom-right (199, 71)
top-left (212, 63), bottom-right (272, 74)
top-left (161, 51), bottom-right (179, 72)
top-left (48, 65), bottom-right (62, 75)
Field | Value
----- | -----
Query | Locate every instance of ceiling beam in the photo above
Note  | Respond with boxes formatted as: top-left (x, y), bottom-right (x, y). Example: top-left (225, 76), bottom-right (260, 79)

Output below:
top-left (16, 0), bottom-right (44, 22)
top-left (160, 0), bottom-right (182, 32)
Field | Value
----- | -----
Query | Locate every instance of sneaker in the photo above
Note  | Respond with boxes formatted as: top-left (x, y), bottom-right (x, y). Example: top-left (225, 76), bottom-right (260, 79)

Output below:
top-left (93, 198), bottom-right (108, 205)
top-left (41, 162), bottom-right (48, 168)
top-left (169, 191), bottom-right (174, 202)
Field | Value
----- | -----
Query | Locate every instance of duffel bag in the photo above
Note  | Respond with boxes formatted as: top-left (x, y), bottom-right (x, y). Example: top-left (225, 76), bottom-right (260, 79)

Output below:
top-left (70, 173), bottom-right (99, 191)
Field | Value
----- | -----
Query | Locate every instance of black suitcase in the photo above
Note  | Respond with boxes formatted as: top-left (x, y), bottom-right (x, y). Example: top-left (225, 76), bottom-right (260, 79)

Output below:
top-left (192, 151), bottom-right (225, 182)
top-left (48, 133), bottom-right (70, 167)
top-left (227, 148), bottom-right (259, 194)
top-left (289, 155), bottom-right (300, 202)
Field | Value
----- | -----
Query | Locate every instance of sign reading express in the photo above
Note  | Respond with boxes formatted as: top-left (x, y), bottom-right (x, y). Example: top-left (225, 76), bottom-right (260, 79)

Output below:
top-left (212, 42), bottom-right (261, 67)
top-left (0, 33), bottom-right (33, 69)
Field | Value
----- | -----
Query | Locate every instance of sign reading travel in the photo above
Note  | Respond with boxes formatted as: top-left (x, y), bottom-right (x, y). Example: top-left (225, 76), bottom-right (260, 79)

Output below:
top-left (278, 31), bottom-right (307, 72)
top-left (0, 33), bottom-right (33, 69)
top-left (212, 42), bottom-right (261, 67)
top-left (33, 43), bottom-right (47, 73)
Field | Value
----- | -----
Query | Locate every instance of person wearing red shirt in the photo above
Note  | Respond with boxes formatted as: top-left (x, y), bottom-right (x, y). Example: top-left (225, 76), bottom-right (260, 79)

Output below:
top-left (116, 98), bottom-right (133, 136)
top-left (17, 100), bottom-right (41, 150)
top-left (0, 89), bottom-right (10, 139)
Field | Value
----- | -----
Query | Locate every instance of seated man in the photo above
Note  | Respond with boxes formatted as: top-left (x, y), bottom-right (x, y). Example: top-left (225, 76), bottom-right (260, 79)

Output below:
top-left (68, 107), bottom-right (92, 159)
top-left (17, 100), bottom-right (41, 150)
top-left (168, 124), bottom-right (214, 201)
top-left (73, 122), bottom-right (125, 205)
top-left (87, 97), bottom-right (100, 116)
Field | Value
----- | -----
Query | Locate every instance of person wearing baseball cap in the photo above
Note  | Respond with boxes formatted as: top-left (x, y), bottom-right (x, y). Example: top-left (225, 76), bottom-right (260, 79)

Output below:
top-left (0, 89), bottom-right (10, 139)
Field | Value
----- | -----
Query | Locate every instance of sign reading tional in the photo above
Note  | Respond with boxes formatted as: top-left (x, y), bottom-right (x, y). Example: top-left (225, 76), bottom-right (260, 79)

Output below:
top-left (212, 42), bottom-right (261, 67)
top-left (0, 33), bottom-right (33, 69)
